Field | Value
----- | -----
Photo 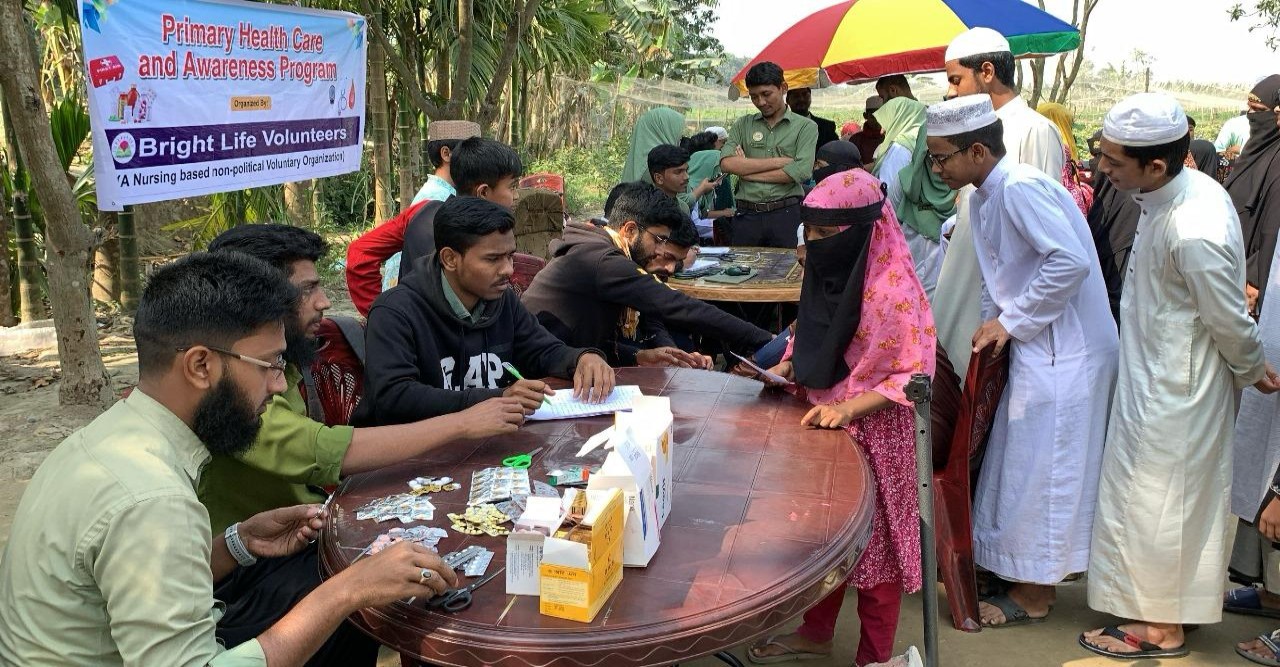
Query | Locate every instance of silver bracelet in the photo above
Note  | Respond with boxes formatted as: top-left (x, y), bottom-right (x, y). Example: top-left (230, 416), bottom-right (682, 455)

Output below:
top-left (224, 522), bottom-right (258, 567)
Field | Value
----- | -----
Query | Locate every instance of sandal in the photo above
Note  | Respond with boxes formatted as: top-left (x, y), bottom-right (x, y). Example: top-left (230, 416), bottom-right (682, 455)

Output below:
top-left (1238, 630), bottom-right (1280, 666)
top-left (1078, 625), bottom-right (1189, 660)
top-left (745, 634), bottom-right (829, 665)
top-left (979, 592), bottom-right (1047, 628)
top-left (1227, 587), bottom-right (1280, 619)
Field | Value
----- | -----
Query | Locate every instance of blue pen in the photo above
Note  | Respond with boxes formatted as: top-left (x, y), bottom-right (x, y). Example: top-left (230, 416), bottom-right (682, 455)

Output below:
top-left (502, 362), bottom-right (551, 406)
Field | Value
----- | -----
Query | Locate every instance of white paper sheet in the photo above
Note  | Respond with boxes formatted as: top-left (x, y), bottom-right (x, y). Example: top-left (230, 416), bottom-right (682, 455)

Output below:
top-left (730, 352), bottom-right (791, 385)
top-left (528, 386), bottom-right (644, 421)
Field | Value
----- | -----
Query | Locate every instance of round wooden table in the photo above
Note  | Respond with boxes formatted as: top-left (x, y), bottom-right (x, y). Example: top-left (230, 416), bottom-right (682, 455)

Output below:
top-left (319, 368), bottom-right (874, 667)
top-left (669, 247), bottom-right (801, 303)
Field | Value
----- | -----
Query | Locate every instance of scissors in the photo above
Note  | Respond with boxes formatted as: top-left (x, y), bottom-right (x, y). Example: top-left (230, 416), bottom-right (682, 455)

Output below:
top-left (502, 447), bottom-right (543, 469)
top-left (425, 568), bottom-right (505, 613)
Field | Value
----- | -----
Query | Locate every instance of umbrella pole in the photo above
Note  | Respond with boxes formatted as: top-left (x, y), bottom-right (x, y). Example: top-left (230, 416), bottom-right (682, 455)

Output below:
top-left (905, 373), bottom-right (939, 667)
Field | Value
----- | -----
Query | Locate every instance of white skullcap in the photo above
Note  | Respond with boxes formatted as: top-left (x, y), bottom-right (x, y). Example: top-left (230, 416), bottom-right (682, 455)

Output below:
top-left (945, 27), bottom-right (1011, 62)
top-left (1102, 93), bottom-right (1189, 147)
top-left (705, 126), bottom-right (728, 139)
top-left (927, 95), bottom-right (998, 137)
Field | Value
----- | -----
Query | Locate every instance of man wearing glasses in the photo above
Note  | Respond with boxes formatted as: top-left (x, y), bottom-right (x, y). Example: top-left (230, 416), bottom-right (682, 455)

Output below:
top-left (201, 224), bottom-right (524, 665)
top-left (521, 182), bottom-right (772, 368)
top-left (0, 252), bottom-right (459, 666)
top-left (925, 94), bottom-right (1117, 631)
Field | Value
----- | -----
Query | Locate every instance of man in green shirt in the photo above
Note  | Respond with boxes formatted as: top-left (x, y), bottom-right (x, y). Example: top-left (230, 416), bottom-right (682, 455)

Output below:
top-left (719, 60), bottom-right (818, 247)
top-left (0, 252), bottom-right (458, 666)
top-left (202, 224), bottom-right (524, 663)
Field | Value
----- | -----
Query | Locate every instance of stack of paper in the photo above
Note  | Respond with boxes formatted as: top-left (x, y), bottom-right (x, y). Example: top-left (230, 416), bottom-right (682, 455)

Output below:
top-left (528, 386), bottom-right (644, 421)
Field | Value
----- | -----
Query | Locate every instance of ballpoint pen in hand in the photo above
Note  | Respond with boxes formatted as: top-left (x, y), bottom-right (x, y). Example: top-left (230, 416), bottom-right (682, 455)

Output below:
top-left (501, 362), bottom-right (551, 407)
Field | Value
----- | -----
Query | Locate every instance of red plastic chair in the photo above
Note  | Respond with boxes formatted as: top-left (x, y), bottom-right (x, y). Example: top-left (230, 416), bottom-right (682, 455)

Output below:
top-left (929, 344), bottom-right (1010, 632)
top-left (509, 253), bottom-right (546, 297)
top-left (303, 316), bottom-right (367, 427)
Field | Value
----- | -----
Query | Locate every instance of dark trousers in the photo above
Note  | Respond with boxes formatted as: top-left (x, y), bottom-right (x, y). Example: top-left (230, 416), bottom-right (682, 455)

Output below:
top-left (215, 543), bottom-right (380, 667)
top-left (715, 204), bottom-right (802, 248)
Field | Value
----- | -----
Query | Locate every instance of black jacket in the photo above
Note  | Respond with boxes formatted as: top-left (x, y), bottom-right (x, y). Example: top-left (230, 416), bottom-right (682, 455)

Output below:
top-left (355, 253), bottom-right (592, 426)
top-left (398, 200), bottom-right (445, 280)
top-left (519, 223), bottom-right (772, 364)
top-left (798, 111), bottom-right (839, 152)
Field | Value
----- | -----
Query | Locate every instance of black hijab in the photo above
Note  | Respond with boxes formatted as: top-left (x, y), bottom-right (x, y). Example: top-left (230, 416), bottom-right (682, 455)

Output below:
top-left (1086, 175), bottom-right (1141, 324)
top-left (1225, 74), bottom-right (1280, 294)
top-left (813, 140), bottom-right (864, 185)
top-left (1190, 139), bottom-right (1220, 177)
top-left (792, 185), bottom-right (882, 389)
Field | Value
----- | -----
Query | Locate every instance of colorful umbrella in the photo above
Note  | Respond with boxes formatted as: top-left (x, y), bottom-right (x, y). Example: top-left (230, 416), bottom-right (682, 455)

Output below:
top-left (729, 0), bottom-right (1079, 98)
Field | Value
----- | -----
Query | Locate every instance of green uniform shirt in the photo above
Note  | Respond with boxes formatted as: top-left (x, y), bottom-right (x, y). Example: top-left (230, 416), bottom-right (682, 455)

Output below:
top-left (0, 390), bottom-right (267, 665)
top-left (199, 364), bottom-right (355, 534)
top-left (720, 109), bottom-right (818, 204)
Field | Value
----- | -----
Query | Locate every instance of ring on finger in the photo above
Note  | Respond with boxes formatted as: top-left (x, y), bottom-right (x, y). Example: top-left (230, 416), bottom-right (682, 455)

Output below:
top-left (419, 568), bottom-right (434, 585)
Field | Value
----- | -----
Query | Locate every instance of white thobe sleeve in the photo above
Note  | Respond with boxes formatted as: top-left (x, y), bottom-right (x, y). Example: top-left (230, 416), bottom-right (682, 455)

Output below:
top-left (878, 145), bottom-right (911, 215)
top-left (995, 180), bottom-right (1091, 342)
top-left (1174, 237), bottom-right (1268, 387)
top-left (1021, 122), bottom-right (1066, 180)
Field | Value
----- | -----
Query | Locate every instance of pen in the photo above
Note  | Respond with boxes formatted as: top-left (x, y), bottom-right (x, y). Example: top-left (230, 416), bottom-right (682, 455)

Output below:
top-left (501, 362), bottom-right (550, 407)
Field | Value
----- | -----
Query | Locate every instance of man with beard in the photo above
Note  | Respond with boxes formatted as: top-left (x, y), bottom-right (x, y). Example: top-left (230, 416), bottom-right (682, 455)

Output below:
top-left (786, 86), bottom-right (839, 152)
top-left (359, 197), bottom-right (615, 425)
top-left (0, 252), bottom-right (459, 666)
top-left (521, 182), bottom-right (772, 367)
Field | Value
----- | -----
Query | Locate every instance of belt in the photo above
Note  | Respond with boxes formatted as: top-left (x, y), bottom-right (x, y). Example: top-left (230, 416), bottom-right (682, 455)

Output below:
top-left (737, 196), bottom-right (801, 213)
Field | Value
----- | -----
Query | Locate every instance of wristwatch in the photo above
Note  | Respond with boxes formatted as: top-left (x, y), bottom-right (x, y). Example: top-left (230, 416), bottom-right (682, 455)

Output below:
top-left (224, 522), bottom-right (258, 567)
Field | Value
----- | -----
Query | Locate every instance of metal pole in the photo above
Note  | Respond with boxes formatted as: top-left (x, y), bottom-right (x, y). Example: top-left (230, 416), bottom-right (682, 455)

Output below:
top-left (905, 373), bottom-right (939, 667)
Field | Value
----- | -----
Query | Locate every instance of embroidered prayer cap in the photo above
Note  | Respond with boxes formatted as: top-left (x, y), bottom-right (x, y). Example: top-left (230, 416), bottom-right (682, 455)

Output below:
top-left (945, 27), bottom-right (1011, 62)
top-left (926, 95), bottom-right (998, 138)
top-left (427, 120), bottom-right (481, 142)
top-left (1102, 93), bottom-right (1188, 147)
top-left (865, 95), bottom-right (884, 112)
top-left (705, 125), bottom-right (728, 140)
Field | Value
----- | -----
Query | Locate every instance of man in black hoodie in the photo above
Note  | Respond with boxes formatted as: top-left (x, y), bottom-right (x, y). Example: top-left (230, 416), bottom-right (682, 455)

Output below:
top-left (521, 182), bottom-right (773, 366)
top-left (358, 197), bottom-right (614, 426)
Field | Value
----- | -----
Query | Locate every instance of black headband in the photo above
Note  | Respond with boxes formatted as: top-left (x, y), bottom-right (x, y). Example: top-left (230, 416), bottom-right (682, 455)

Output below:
top-left (800, 186), bottom-right (887, 227)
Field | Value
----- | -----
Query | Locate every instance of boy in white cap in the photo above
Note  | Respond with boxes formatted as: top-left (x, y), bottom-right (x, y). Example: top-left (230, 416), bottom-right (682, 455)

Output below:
top-left (925, 95), bottom-right (1117, 630)
top-left (931, 27), bottom-right (1066, 381)
top-left (1081, 92), bottom-right (1280, 660)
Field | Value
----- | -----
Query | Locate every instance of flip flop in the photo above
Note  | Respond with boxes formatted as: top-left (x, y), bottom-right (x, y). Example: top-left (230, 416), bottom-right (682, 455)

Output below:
top-left (1077, 626), bottom-right (1190, 660)
top-left (1237, 630), bottom-right (1280, 666)
top-left (979, 592), bottom-right (1048, 628)
top-left (745, 635), bottom-right (829, 665)
top-left (1226, 587), bottom-right (1280, 619)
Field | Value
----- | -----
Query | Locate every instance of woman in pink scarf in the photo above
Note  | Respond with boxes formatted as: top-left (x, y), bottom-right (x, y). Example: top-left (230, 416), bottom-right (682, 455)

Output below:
top-left (748, 168), bottom-right (936, 666)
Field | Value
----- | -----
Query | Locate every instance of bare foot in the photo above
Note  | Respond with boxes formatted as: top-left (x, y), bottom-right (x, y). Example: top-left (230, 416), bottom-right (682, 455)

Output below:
top-left (748, 633), bottom-right (831, 661)
top-left (1081, 622), bottom-right (1184, 655)
top-left (979, 583), bottom-right (1053, 626)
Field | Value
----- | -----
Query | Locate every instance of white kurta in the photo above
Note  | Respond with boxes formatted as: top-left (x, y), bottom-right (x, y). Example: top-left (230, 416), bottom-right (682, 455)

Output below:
top-left (1232, 237), bottom-right (1280, 523)
top-left (932, 96), bottom-right (1065, 377)
top-left (878, 143), bottom-right (943, 301)
top-left (968, 158), bottom-right (1118, 584)
top-left (1088, 169), bottom-right (1266, 624)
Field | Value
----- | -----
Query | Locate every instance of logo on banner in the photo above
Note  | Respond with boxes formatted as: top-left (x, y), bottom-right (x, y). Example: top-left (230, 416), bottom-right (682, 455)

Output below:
top-left (112, 132), bottom-right (137, 164)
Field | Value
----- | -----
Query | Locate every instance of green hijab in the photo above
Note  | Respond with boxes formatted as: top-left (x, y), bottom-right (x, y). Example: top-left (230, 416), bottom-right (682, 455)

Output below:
top-left (871, 97), bottom-right (926, 174)
top-left (686, 149), bottom-right (722, 212)
top-left (897, 129), bottom-right (956, 242)
top-left (621, 107), bottom-right (686, 184)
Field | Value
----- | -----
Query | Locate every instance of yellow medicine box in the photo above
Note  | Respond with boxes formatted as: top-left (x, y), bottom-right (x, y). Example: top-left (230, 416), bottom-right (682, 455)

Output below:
top-left (538, 488), bottom-right (624, 622)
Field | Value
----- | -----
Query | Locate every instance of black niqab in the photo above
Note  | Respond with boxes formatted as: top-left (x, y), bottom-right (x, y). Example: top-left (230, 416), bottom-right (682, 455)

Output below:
top-left (1225, 74), bottom-right (1280, 295)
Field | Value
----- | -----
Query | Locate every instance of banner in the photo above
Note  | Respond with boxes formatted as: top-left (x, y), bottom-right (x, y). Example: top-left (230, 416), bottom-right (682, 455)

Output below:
top-left (80, 0), bottom-right (367, 210)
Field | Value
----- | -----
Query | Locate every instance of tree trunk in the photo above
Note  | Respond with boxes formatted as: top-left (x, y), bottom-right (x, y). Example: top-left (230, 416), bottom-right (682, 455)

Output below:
top-left (0, 179), bottom-right (14, 326)
top-left (369, 41), bottom-right (395, 222)
top-left (117, 204), bottom-right (139, 314)
top-left (1051, 0), bottom-right (1101, 104)
top-left (91, 210), bottom-right (119, 304)
top-left (476, 0), bottom-right (543, 130)
top-left (0, 0), bottom-right (111, 407)
top-left (397, 86), bottom-right (416, 211)
top-left (283, 180), bottom-right (314, 227)
top-left (445, 0), bottom-right (475, 119)
top-left (12, 191), bottom-right (44, 322)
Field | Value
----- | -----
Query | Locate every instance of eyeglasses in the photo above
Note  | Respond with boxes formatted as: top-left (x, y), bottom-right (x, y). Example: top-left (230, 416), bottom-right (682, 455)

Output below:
top-left (643, 229), bottom-right (672, 247)
top-left (927, 146), bottom-right (968, 169)
top-left (177, 345), bottom-right (287, 377)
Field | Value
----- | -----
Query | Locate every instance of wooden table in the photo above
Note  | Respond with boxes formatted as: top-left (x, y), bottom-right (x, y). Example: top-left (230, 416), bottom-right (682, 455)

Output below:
top-left (319, 368), bottom-right (873, 667)
top-left (669, 247), bottom-right (802, 303)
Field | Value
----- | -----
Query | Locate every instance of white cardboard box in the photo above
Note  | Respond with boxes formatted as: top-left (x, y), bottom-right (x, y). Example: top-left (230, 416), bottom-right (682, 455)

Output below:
top-left (586, 426), bottom-right (661, 566)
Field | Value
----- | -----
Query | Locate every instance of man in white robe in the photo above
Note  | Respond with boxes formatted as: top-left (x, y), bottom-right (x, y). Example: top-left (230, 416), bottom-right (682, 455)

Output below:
top-left (931, 28), bottom-right (1065, 378)
top-left (1081, 93), bottom-right (1280, 660)
top-left (925, 95), bottom-right (1118, 629)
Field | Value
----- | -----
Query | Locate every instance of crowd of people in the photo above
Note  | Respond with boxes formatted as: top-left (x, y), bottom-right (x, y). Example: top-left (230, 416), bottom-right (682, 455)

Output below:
top-left (2, 22), bottom-right (1280, 667)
